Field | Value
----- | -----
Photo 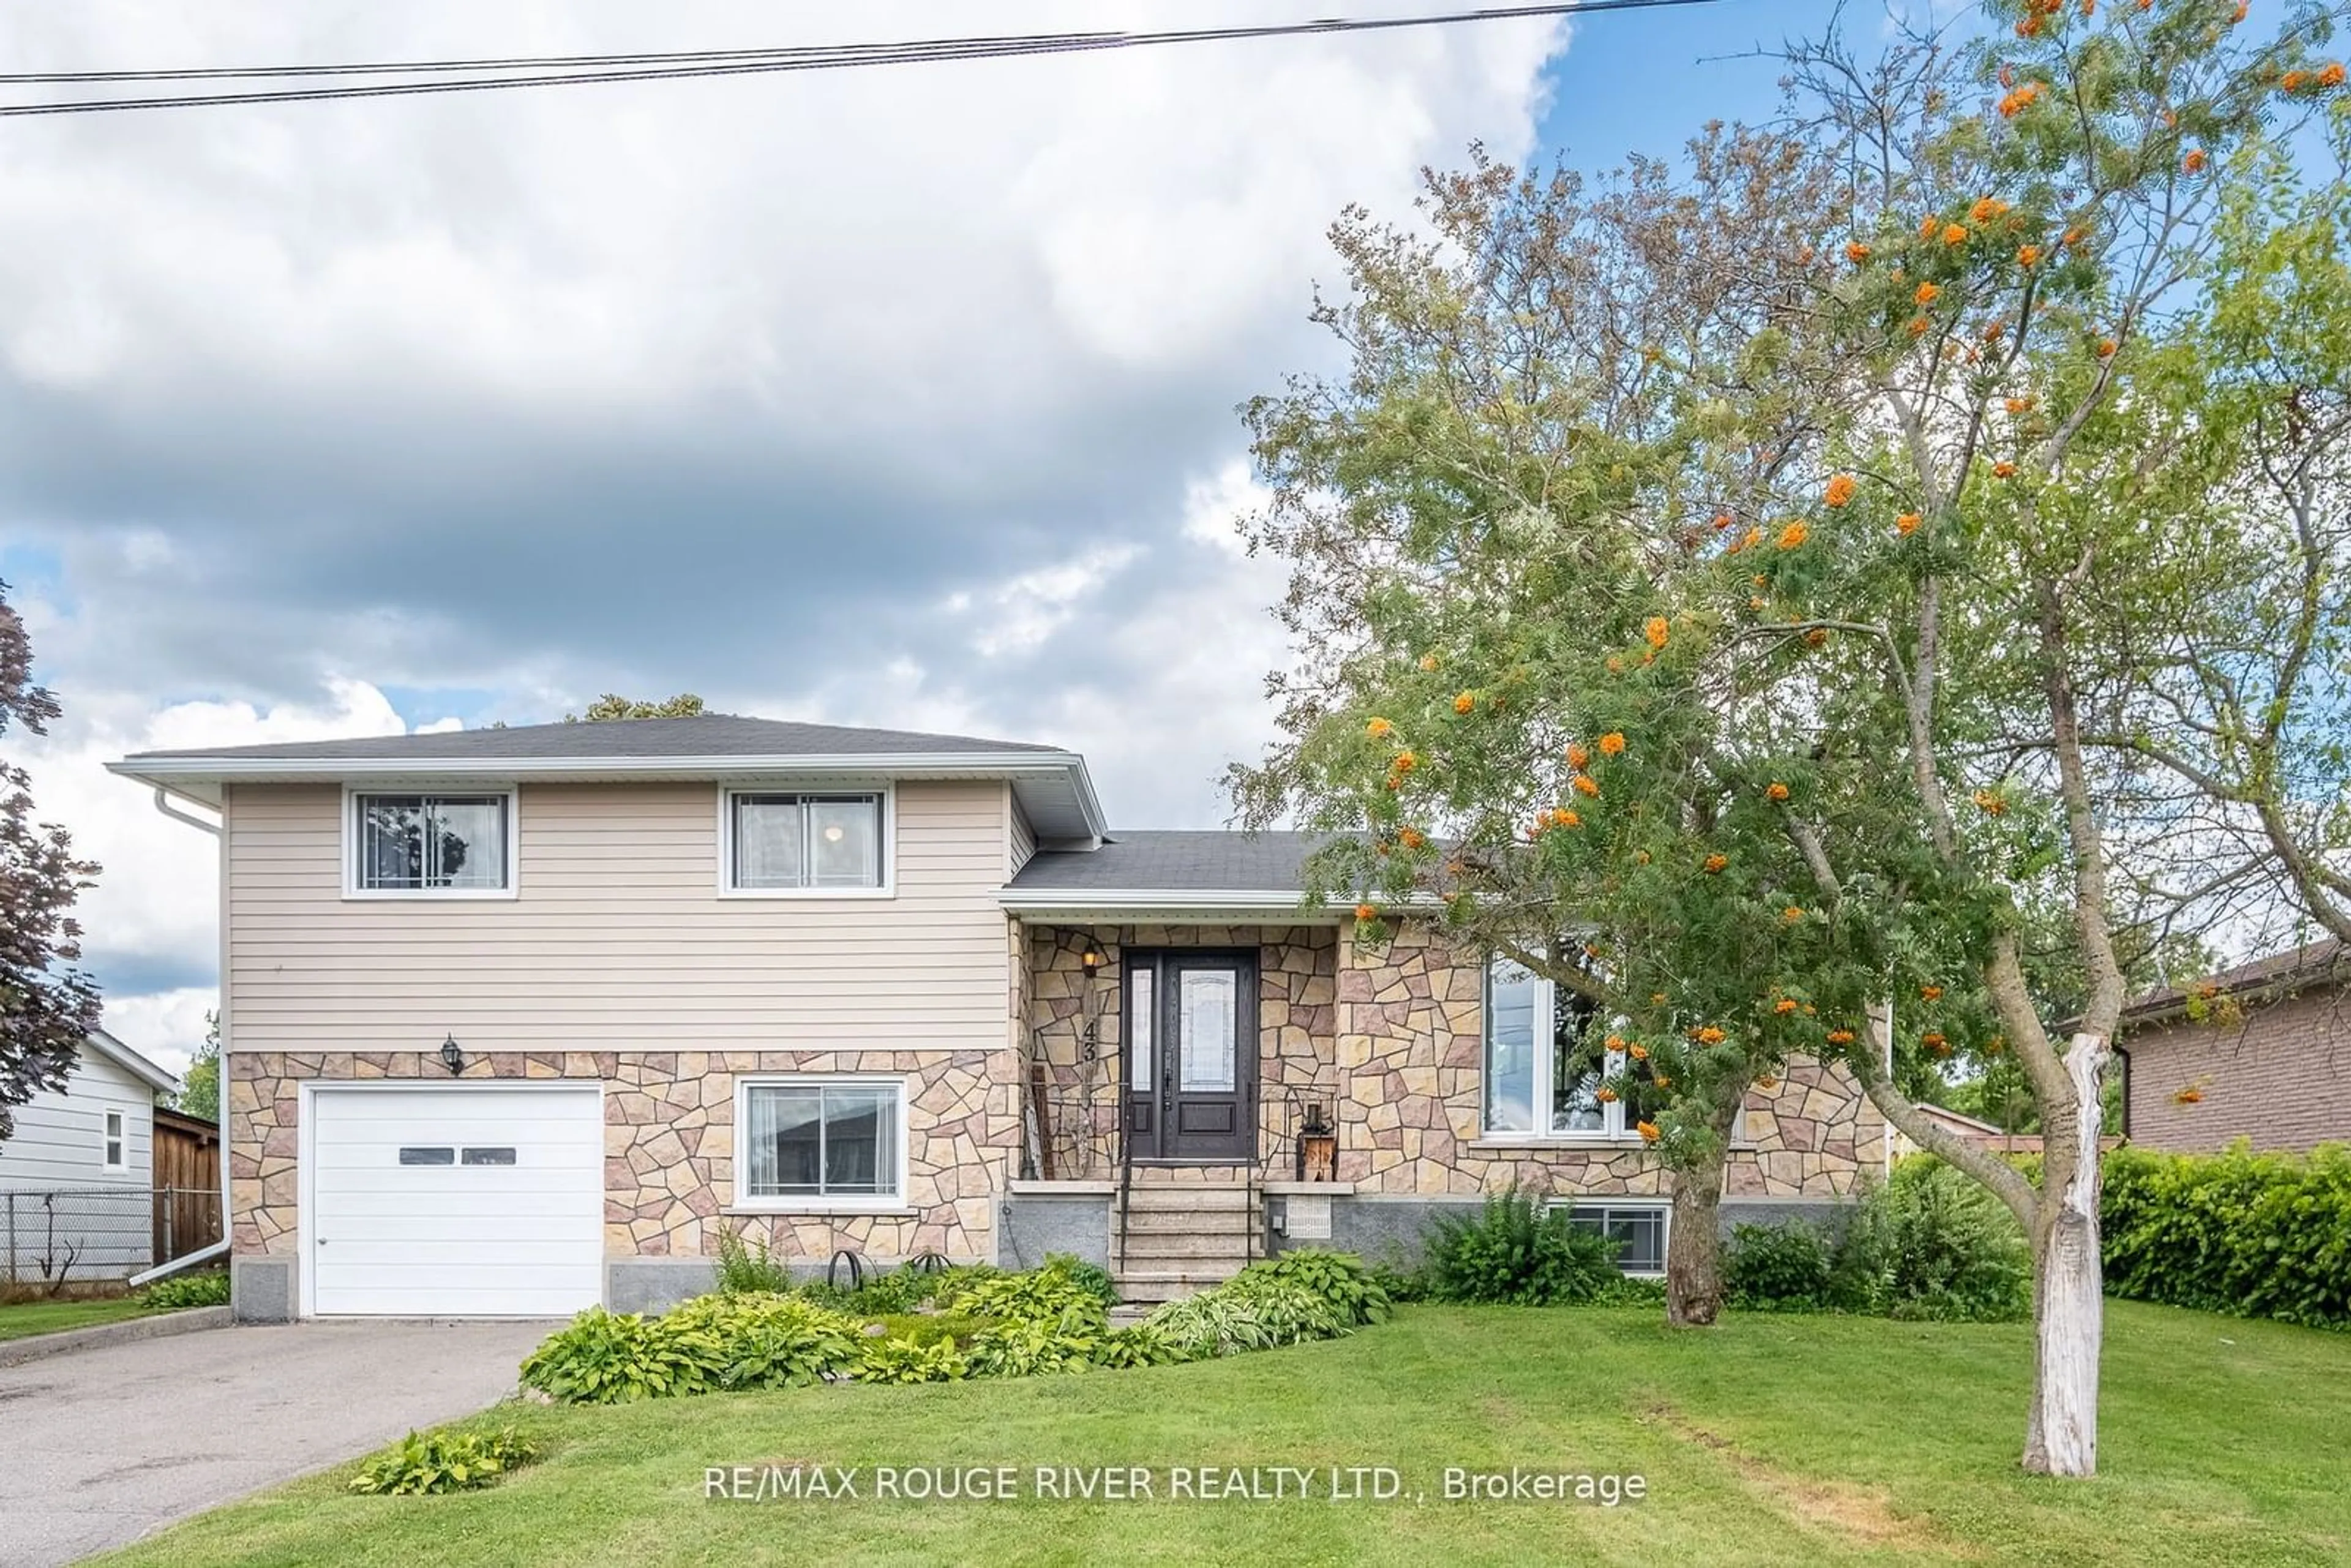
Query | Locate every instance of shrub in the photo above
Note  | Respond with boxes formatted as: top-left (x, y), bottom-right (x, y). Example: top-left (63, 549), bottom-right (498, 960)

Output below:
top-left (1835, 1158), bottom-right (2031, 1322)
top-left (1592, 1273), bottom-right (1669, 1307)
top-left (1093, 1323), bottom-right (1186, 1368)
top-left (1725, 1221), bottom-right (1837, 1311)
top-left (712, 1225), bottom-right (794, 1295)
top-left (855, 1335), bottom-right (970, 1384)
top-left (1421, 1189), bottom-right (1622, 1305)
top-left (666, 1292), bottom-right (864, 1390)
top-left (1218, 1274), bottom-right (1352, 1343)
top-left (940, 1256), bottom-right (1112, 1325)
top-left (1040, 1252), bottom-right (1119, 1308)
top-left (520, 1307), bottom-right (725, 1405)
top-left (803, 1263), bottom-right (974, 1316)
top-left (1233, 1248), bottom-right (1391, 1326)
top-left (1365, 1247), bottom-right (1431, 1304)
top-left (2102, 1142), bottom-right (2350, 1329)
top-left (965, 1308), bottom-right (1103, 1376)
top-left (138, 1270), bottom-right (229, 1311)
top-left (1143, 1277), bottom-right (1348, 1358)
top-left (350, 1427), bottom-right (537, 1495)
top-left (869, 1311), bottom-right (980, 1348)
top-left (520, 1295), bottom-right (863, 1403)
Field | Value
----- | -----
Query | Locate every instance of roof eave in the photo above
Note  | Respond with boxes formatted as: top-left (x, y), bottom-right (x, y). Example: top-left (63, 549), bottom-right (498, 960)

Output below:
top-left (84, 1028), bottom-right (182, 1095)
top-left (997, 887), bottom-right (1333, 920)
top-left (106, 749), bottom-right (1111, 839)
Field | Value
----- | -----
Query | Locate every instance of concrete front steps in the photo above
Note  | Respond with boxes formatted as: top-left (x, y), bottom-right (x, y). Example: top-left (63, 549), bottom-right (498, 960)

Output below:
top-left (1112, 1178), bottom-right (1261, 1307)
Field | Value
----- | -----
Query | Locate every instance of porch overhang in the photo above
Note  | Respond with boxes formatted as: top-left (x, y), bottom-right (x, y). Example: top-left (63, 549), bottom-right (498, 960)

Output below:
top-left (996, 887), bottom-right (1345, 924)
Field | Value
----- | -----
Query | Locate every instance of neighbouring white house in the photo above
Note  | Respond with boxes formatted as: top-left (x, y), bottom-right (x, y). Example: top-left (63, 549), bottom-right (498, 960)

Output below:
top-left (0, 1030), bottom-right (182, 1287)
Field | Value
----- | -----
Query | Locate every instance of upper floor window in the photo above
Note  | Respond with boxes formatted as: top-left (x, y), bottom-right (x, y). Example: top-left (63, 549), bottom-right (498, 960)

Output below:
top-left (351, 792), bottom-right (513, 896)
top-left (1484, 956), bottom-right (1648, 1139)
top-left (726, 791), bottom-right (887, 893)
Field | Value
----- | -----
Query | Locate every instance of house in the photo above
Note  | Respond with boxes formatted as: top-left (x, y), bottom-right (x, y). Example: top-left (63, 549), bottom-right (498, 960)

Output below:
top-left (0, 1030), bottom-right (182, 1288)
top-left (2117, 939), bottom-right (2351, 1155)
top-left (1890, 1101), bottom-right (2039, 1158)
top-left (109, 715), bottom-right (1886, 1322)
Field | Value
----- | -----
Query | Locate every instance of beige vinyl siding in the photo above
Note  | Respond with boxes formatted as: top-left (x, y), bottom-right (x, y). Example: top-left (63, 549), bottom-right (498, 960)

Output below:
top-left (227, 779), bottom-right (1013, 1051)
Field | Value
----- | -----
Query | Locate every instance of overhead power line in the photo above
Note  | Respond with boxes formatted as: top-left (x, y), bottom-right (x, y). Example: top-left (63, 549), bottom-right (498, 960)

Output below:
top-left (0, 0), bottom-right (1728, 118)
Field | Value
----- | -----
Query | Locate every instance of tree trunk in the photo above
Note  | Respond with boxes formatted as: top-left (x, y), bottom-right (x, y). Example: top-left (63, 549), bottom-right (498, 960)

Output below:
top-left (1665, 1134), bottom-right (1728, 1327)
top-left (2023, 1030), bottom-right (2109, 1477)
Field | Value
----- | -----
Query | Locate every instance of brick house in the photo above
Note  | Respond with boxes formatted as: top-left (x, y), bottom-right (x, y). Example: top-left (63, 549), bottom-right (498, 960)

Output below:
top-left (110, 716), bottom-right (1886, 1321)
top-left (2118, 940), bottom-right (2351, 1155)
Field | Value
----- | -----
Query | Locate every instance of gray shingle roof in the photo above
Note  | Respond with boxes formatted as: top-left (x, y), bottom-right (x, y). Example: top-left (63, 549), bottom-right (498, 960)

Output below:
top-left (2121, 937), bottom-right (2345, 1023)
top-left (1010, 830), bottom-right (1329, 892)
top-left (119, 714), bottom-right (1065, 763)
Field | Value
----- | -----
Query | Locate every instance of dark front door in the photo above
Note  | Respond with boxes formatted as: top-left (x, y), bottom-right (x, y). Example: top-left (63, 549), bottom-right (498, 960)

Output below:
top-left (1123, 949), bottom-right (1256, 1161)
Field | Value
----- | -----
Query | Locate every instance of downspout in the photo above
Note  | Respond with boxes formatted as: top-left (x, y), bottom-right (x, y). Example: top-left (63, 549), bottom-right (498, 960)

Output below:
top-left (128, 1236), bottom-right (227, 1286)
top-left (147, 787), bottom-right (231, 1297)
top-left (2110, 1043), bottom-right (2131, 1141)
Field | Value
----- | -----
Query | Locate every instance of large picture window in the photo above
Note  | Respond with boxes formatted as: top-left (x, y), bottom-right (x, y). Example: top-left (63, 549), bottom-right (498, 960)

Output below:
top-left (740, 1079), bottom-right (904, 1206)
top-left (1483, 957), bottom-right (1648, 1139)
top-left (351, 792), bottom-right (512, 893)
top-left (726, 792), bottom-right (885, 892)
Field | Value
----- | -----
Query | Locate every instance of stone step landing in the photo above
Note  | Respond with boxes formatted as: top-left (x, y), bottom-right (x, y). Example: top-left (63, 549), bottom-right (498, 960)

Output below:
top-left (1112, 1178), bottom-right (1260, 1305)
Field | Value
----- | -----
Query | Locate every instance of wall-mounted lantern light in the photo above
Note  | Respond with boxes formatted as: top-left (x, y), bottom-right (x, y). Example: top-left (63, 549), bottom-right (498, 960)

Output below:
top-left (439, 1033), bottom-right (467, 1076)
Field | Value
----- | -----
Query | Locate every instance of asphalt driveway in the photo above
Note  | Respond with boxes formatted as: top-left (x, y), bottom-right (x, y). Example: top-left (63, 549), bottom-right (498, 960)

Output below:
top-left (0, 1319), bottom-right (552, 1567)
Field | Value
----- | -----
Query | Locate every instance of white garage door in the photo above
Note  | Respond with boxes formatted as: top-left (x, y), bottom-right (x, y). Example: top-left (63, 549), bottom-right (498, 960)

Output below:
top-left (309, 1085), bottom-right (602, 1317)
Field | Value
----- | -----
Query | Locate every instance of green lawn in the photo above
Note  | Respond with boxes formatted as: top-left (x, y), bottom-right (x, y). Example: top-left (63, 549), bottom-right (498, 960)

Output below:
top-left (98, 1300), bottom-right (2348, 1568)
top-left (0, 1296), bottom-right (162, 1342)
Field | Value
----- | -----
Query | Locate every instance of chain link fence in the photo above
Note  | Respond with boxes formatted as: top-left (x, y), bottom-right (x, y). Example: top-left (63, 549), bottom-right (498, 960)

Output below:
top-left (0, 1186), bottom-right (220, 1287)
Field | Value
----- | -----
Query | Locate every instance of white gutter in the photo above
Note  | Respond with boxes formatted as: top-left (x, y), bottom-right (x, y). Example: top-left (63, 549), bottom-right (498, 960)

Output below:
top-left (128, 1237), bottom-right (227, 1287)
top-left (997, 887), bottom-right (1323, 913)
top-left (150, 785), bottom-right (222, 836)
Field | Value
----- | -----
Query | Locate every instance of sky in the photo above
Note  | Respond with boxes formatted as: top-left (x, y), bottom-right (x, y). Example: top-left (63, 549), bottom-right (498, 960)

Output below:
top-left (0, 0), bottom-right (1857, 1075)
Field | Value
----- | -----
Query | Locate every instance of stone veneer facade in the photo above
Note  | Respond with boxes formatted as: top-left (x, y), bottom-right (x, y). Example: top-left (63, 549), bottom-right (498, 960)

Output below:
top-left (227, 915), bottom-right (1883, 1313)
top-left (1024, 923), bottom-right (1339, 1176)
top-left (1022, 917), bottom-right (1885, 1199)
top-left (228, 1046), bottom-right (1021, 1267)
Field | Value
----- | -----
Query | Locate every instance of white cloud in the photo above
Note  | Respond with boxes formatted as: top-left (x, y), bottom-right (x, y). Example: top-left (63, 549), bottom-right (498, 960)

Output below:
top-left (99, 988), bottom-right (216, 1079)
top-left (13, 646), bottom-right (420, 1016)
top-left (962, 545), bottom-right (1143, 658)
top-left (0, 1), bottom-right (1567, 1024)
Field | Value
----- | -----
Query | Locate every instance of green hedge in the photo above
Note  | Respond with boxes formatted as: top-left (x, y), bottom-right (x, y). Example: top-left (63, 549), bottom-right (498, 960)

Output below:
top-left (2101, 1142), bottom-right (2351, 1329)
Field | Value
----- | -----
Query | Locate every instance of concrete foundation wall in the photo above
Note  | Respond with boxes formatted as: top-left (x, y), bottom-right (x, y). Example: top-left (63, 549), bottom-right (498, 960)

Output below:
top-left (1273, 1191), bottom-right (1859, 1269)
top-left (999, 1195), bottom-right (1112, 1272)
top-left (231, 1255), bottom-right (295, 1322)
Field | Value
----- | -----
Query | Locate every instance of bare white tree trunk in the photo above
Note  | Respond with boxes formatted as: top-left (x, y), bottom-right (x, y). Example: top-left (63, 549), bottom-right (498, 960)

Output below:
top-left (2023, 1030), bottom-right (2109, 1477)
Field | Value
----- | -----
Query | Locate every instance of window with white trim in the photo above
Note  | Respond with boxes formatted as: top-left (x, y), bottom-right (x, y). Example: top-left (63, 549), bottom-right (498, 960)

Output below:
top-left (727, 792), bottom-right (885, 891)
top-left (1565, 1202), bottom-right (1670, 1275)
top-left (739, 1079), bottom-right (903, 1204)
top-left (102, 1108), bottom-right (126, 1170)
top-left (353, 793), bottom-right (511, 892)
top-left (1483, 957), bottom-right (1650, 1138)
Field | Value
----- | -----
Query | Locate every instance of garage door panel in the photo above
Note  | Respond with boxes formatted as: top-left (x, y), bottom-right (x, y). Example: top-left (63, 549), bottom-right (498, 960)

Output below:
top-left (310, 1086), bottom-right (604, 1317)
top-left (313, 1140), bottom-right (603, 1165)
top-left (317, 1247), bottom-right (602, 1274)
top-left (315, 1171), bottom-right (602, 1199)
top-left (312, 1194), bottom-right (602, 1231)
